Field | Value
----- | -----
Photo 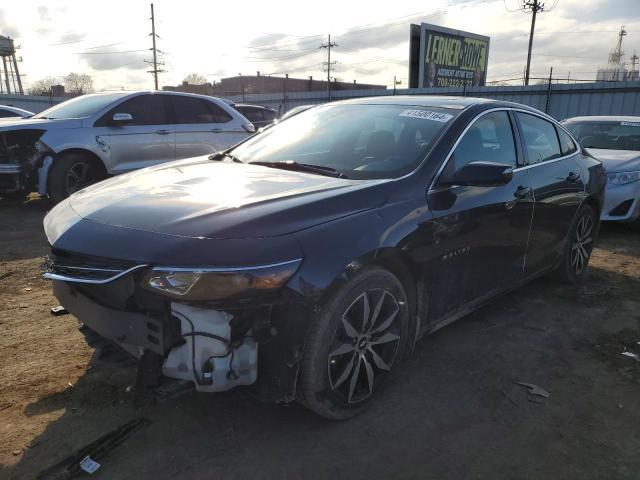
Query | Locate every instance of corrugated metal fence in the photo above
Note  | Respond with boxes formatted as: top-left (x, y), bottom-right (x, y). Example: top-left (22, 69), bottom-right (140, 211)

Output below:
top-left (225, 80), bottom-right (640, 120)
top-left (2, 81), bottom-right (639, 120)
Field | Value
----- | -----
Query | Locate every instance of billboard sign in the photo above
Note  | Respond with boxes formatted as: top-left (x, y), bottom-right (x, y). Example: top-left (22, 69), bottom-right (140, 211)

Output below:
top-left (410, 24), bottom-right (489, 88)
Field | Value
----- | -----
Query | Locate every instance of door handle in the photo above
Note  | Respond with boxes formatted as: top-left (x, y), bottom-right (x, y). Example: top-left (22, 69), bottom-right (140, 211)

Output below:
top-left (155, 129), bottom-right (171, 135)
top-left (514, 186), bottom-right (531, 199)
top-left (210, 128), bottom-right (223, 132)
top-left (566, 171), bottom-right (581, 182)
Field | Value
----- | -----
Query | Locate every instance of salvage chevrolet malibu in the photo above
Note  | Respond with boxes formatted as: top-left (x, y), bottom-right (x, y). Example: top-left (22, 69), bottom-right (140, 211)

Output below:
top-left (43, 96), bottom-right (606, 419)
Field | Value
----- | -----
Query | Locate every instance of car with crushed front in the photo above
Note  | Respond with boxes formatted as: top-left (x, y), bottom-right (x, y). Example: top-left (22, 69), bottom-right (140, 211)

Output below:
top-left (0, 91), bottom-right (253, 203)
top-left (562, 115), bottom-right (640, 225)
top-left (43, 96), bottom-right (606, 419)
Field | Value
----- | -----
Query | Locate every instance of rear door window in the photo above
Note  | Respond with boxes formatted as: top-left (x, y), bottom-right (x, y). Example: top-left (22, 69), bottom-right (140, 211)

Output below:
top-left (452, 111), bottom-right (517, 170)
top-left (516, 112), bottom-right (562, 164)
top-left (171, 96), bottom-right (231, 124)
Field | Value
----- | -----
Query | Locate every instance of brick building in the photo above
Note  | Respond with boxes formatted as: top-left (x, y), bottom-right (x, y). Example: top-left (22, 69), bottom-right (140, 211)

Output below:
top-left (164, 73), bottom-right (386, 97)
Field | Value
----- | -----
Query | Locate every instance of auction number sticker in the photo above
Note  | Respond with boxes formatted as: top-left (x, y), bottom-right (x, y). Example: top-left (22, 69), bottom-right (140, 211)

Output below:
top-left (621, 121), bottom-right (640, 127)
top-left (399, 109), bottom-right (453, 122)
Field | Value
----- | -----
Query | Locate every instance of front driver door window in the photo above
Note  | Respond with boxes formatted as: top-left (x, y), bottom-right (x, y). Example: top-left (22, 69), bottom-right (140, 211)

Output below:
top-left (425, 110), bottom-right (533, 323)
top-left (94, 94), bottom-right (176, 174)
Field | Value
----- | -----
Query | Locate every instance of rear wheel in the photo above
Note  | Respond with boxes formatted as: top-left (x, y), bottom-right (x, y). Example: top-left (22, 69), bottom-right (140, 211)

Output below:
top-left (298, 267), bottom-right (410, 420)
top-left (554, 204), bottom-right (597, 282)
top-left (48, 153), bottom-right (105, 204)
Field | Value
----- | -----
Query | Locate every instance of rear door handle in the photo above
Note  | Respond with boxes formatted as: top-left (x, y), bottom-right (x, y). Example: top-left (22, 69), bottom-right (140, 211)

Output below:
top-left (155, 129), bottom-right (171, 135)
top-left (514, 186), bottom-right (531, 199)
top-left (566, 172), bottom-right (581, 182)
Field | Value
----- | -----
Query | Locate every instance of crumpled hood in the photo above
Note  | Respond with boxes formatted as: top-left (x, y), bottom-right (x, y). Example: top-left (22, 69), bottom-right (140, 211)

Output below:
top-left (66, 157), bottom-right (390, 239)
top-left (0, 117), bottom-right (82, 131)
top-left (586, 148), bottom-right (640, 172)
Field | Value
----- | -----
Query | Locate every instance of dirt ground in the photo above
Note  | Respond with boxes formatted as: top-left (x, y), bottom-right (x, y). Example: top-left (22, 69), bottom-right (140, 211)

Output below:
top-left (0, 196), bottom-right (639, 480)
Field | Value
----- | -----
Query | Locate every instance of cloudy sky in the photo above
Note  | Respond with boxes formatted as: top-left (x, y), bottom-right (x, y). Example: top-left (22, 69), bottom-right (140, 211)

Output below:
top-left (1, 0), bottom-right (639, 92)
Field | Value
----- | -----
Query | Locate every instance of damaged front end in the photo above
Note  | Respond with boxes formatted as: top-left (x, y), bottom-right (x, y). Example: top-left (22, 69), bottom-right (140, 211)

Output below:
top-left (44, 251), bottom-right (306, 400)
top-left (0, 129), bottom-right (49, 196)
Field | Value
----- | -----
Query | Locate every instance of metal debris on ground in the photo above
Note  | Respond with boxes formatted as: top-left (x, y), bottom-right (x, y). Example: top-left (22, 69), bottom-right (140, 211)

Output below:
top-left (50, 305), bottom-right (69, 316)
top-left (516, 382), bottom-right (550, 398)
top-left (36, 417), bottom-right (150, 479)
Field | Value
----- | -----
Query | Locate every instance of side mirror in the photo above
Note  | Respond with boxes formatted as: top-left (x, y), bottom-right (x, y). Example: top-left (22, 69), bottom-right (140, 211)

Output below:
top-left (111, 112), bottom-right (133, 125)
top-left (448, 161), bottom-right (513, 187)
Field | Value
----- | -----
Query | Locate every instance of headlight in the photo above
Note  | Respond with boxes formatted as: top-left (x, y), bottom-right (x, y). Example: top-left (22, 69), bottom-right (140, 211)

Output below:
top-left (142, 259), bottom-right (302, 301)
top-left (607, 171), bottom-right (640, 186)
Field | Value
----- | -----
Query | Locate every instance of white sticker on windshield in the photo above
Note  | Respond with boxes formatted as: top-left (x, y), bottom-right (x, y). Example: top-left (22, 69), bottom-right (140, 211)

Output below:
top-left (620, 121), bottom-right (640, 127)
top-left (399, 109), bottom-right (453, 122)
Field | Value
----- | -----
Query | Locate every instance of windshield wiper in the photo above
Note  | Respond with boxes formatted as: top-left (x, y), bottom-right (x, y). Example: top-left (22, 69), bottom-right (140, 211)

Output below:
top-left (249, 161), bottom-right (348, 178)
top-left (209, 151), bottom-right (242, 163)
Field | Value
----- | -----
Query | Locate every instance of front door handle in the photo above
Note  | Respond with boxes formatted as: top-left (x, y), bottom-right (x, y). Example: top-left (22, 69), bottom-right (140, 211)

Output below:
top-left (155, 129), bottom-right (171, 135)
top-left (566, 171), bottom-right (581, 182)
top-left (514, 186), bottom-right (532, 199)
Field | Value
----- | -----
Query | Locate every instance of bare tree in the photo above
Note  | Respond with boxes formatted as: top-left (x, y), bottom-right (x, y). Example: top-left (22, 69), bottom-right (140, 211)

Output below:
top-left (183, 73), bottom-right (207, 85)
top-left (64, 73), bottom-right (94, 95)
top-left (28, 76), bottom-right (59, 96)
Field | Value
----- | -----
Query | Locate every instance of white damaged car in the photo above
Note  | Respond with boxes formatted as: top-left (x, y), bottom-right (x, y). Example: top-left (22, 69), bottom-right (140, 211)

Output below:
top-left (563, 116), bottom-right (640, 224)
top-left (0, 91), bottom-right (254, 203)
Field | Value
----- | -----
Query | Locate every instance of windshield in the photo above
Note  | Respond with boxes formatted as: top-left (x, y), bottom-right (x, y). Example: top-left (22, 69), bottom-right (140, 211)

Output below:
top-left (33, 92), bottom-right (130, 120)
top-left (565, 120), bottom-right (640, 151)
top-left (231, 104), bottom-right (458, 179)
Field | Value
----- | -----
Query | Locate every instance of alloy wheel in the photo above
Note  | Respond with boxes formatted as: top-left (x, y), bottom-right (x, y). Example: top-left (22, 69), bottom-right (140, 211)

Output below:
top-left (327, 288), bottom-right (401, 404)
top-left (65, 161), bottom-right (91, 195)
top-left (570, 213), bottom-right (594, 275)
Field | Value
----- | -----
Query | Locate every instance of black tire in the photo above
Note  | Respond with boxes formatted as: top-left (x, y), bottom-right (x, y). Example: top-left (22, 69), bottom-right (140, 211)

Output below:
top-left (554, 204), bottom-right (598, 283)
top-left (298, 267), bottom-right (411, 420)
top-left (47, 153), bottom-right (105, 204)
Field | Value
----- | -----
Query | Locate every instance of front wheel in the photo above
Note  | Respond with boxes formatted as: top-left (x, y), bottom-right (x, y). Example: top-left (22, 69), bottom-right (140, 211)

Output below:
top-left (47, 153), bottom-right (105, 204)
top-left (298, 267), bottom-right (410, 420)
top-left (554, 204), bottom-right (598, 282)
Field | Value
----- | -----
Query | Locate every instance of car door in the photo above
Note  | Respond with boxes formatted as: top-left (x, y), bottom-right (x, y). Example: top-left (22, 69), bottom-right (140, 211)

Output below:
top-left (171, 96), bottom-right (244, 158)
top-left (93, 94), bottom-right (175, 174)
top-left (514, 111), bottom-right (585, 275)
top-left (426, 110), bottom-right (534, 320)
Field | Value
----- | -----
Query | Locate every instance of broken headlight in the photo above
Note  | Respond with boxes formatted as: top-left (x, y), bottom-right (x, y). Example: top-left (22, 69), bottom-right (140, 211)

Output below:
top-left (142, 259), bottom-right (302, 301)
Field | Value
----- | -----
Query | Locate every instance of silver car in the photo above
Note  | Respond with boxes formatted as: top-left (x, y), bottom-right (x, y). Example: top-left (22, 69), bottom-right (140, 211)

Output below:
top-left (563, 116), bottom-right (640, 224)
top-left (0, 91), bottom-right (254, 202)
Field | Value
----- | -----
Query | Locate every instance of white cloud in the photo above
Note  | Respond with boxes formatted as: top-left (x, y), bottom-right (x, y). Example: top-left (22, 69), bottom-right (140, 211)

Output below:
top-left (3, 0), bottom-right (639, 91)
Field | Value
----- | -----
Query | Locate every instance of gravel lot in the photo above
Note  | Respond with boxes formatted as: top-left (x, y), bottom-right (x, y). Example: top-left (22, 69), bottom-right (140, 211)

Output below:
top-left (1, 196), bottom-right (639, 480)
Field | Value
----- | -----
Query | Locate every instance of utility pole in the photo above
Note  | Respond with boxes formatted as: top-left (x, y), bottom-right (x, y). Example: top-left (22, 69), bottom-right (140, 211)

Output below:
top-left (523, 0), bottom-right (545, 86)
top-left (393, 76), bottom-right (402, 95)
top-left (145, 3), bottom-right (164, 90)
top-left (320, 34), bottom-right (337, 101)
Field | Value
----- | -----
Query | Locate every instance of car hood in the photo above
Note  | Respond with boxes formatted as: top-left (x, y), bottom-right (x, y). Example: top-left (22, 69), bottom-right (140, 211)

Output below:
top-left (586, 148), bottom-right (640, 172)
top-left (66, 157), bottom-right (391, 239)
top-left (0, 117), bottom-right (82, 131)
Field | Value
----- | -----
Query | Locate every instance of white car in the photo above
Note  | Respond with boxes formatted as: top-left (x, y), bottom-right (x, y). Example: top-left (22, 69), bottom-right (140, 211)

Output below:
top-left (563, 116), bottom-right (640, 224)
top-left (0, 91), bottom-right (254, 202)
top-left (0, 105), bottom-right (33, 119)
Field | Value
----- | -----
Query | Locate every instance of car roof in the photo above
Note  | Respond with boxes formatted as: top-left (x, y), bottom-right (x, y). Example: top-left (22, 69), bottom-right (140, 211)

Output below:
top-left (562, 115), bottom-right (640, 123)
top-left (235, 103), bottom-right (276, 112)
top-left (88, 90), bottom-right (228, 103)
top-left (0, 105), bottom-right (33, 115)
top-left (332, 95), bottom-right (538, 112)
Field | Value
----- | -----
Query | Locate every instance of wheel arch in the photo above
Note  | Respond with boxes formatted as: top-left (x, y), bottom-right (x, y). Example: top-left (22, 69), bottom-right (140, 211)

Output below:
top-left (44, 148), bottom-right (108, 197)
top-left (317, 247), bottom-right (425, 351)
